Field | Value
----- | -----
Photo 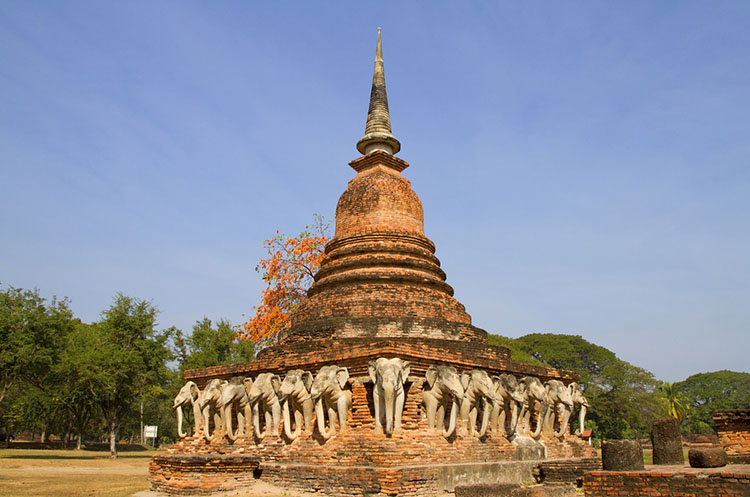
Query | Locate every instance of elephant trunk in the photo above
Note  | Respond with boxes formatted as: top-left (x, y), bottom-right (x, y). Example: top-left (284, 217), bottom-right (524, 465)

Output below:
top-left (442, 398), bottom-right (459, 438)
top-left (192, 401), bottom-right (202, 435)
top-left (202, 406), bottom-right (212, 441)
top-left (224, 404), bottom-right (237, 442)
top-left (579, 405), bottom-right (587, 436)
top-left (530, 402), bottom-right (544, 438)
top-left (555, 405), bottom-right (572, 437)
top-left (508, 401), bottom-right (520, 436)
top-left (176, 405), bottom-right (186, 438)
top-left (384, 385), bottom-right (395, 435)
top-left (252, 403), bottom-right (264, 439)
top-left (315, 399), bottom-right (331, 440)
top-left (476, 399), bottom-right (490, 437)
top-left (282, 399), bottom-right (300, 440)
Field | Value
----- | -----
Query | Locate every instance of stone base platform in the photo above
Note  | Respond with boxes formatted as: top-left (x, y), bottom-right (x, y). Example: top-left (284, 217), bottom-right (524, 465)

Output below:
top-left (583, 464), bottom-right (750, 496)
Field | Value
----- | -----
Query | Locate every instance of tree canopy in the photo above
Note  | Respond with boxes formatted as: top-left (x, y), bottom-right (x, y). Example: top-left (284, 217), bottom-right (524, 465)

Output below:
top-left (676, 370), bottom-right (750, 435)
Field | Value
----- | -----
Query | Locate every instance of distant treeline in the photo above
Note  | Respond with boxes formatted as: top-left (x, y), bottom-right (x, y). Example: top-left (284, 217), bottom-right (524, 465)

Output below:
top-left (488, 333), bottom-right (750, 439)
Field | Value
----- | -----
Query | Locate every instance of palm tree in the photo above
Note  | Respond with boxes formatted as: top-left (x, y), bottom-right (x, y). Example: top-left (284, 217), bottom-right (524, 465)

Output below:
top-left (660, 382), bottom-right (687, 420)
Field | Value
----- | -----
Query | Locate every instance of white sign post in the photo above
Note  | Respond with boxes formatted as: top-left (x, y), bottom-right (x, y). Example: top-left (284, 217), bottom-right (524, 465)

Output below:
top-left (144, 425), bottom-right (158, 448)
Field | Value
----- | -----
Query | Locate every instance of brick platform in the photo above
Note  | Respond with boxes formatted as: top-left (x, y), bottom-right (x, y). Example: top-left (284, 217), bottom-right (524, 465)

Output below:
top-left (583, 465), bottom-right (750, 497)
top-left (714, 409), bottom-right (750, 464)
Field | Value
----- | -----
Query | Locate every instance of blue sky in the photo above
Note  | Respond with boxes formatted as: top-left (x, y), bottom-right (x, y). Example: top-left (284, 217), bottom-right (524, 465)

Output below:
top-left (1, 2), bottom-right (748, 382)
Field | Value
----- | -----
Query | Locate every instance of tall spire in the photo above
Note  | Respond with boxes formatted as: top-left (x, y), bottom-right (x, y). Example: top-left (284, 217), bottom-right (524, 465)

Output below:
top-left (357, 28), bottom-right (401, 156)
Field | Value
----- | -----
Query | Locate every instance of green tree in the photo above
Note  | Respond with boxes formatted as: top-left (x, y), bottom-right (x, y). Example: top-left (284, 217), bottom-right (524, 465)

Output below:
top-left (489, 333), bottom-right (661, 439)
top-left (176, 318), bottom-right (255, 372)
top-left (676, 370), bottom-right (750, 435)
top-left (659, 381), bottom-right (688, 421)
top-left (0, 285), bottom-right (74, 442)
top-left (77, 294), bottom-right (172, 457)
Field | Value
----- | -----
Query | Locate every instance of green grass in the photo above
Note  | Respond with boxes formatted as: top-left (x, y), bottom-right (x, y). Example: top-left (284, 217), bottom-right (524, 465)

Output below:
top-left (0, 448), bottom-right (156, 497)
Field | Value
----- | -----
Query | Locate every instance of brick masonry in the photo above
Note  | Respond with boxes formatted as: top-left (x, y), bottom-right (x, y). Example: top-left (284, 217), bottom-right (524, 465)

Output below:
top-left (583, 466), bottom-right (750, 497)
top-left (714, 409), bottom-right (750, 464)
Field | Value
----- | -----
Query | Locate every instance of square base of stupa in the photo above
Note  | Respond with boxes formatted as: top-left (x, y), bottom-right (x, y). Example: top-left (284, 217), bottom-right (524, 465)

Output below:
top-left (149, 340), bottom-right (596, 496)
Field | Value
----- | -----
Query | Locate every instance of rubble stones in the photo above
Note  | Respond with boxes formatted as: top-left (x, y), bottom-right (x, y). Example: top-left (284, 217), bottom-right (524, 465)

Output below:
top-left (601, 440), bottom-right (644, 471)
top-left (688, 446), bottom-right (728, 468)
top-left (651, 418), bottom-right (683, 465)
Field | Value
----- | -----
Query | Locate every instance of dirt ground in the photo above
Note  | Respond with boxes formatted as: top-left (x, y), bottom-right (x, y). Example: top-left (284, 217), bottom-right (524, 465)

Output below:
top-left (0, 448), bottom-right (314, 497)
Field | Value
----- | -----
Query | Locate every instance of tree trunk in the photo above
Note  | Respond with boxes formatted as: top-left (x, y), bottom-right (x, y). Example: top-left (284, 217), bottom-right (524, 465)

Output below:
top-left (109, 420), bottom-right (117, 459)
top-left (139, 400), bottom-right (144, 445)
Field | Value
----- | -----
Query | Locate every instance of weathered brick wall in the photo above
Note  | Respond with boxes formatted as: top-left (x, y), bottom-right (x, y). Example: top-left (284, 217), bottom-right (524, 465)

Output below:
top-left (583, 469), bottom-right (750, 497)
top-left (538, 457), bottom-right (600, 485)
top-left (714, 409), bottom-right (750, 463)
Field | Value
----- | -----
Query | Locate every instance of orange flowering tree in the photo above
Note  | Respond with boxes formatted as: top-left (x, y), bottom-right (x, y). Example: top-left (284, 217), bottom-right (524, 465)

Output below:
top-left (240, 215), bottom-right (330, 347)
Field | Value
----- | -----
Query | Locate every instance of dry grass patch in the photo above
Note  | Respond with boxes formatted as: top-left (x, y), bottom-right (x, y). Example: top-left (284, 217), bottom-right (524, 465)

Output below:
top-left (0, 448), bottom-right (154, 497)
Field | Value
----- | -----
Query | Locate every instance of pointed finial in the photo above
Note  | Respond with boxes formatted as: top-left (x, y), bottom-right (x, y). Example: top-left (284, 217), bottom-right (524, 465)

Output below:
top-left (357, 28), bottom-right (401, 156)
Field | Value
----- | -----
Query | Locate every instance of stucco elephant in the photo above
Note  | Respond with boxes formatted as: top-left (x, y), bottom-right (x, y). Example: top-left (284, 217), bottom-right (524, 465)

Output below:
top-left (173, 381), bottom-right (202, 438)
top-left (422, 365), bottom-right (464, 438)
top-left (277, 369), bottom-right (314, 440)
top-left (310, 365), bottom-right (352, 440)
top-left (459, 369), bottom-right (497, 437)
top-left (544, 380), bottom-right (574, 437)
top-left (369, 357), bottom-right (410, 436)
top-left (569, 382), bottom-right (589, 436)
top-left (517, 376), bottom-right (548, 438)
top-left (217, 377), bottom-right (251, 442)
top-left (197, 378), bottom-right (227, 441)
top-left (489, 374), bottom-right (523, 437)
top-left (250, 373), bottom-right (282, 439)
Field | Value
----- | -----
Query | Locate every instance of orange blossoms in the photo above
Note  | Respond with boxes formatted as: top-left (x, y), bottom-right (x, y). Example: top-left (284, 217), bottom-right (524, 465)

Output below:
top-left (240, 217), bottom-right (330, 347)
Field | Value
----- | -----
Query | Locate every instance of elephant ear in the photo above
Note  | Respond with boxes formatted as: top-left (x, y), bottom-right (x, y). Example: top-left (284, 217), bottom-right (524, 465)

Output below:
top-left (301, 371), bottom-right (314, 392)
top-left (270, 375), bottom-right (282, 393)
top-left (368, 361), bottom-right (378, 384)
top-left (461, 372), bottom-right (471, 391)
top-left (401, 361), bottom-right (411, 383)
top-left (336, 368), bottom-right (350, 389)
top-left (190, 382), bottom-right (200, 400)
top-left (425, 367), bottom-right (438, 389)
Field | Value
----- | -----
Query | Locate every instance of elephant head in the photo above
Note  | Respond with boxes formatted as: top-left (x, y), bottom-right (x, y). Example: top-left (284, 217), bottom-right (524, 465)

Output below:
top-left (173, 381), bottom-right (201, 438)
top-left (277, 369), bottom-right (314, 440)
top-left (569, 382), bottom-right (589, 436)
top-left (311, 365), bottom-right (351, 440)
top-left (489, 374), bottom-right (523, 437)
top-left (369, 357), bottom-right (410, 436)
top-left (248, 373), bottom-right (282, 439)
top-left (544, 380), bottom-right (574, 437)
top-left (517, 376), bottom-right (548, 438)
top-left (217, 376), bottom-right (251, 442)
top-left (197, 379), bottom-right (227, 441)
top-left (459, 369), bottom-right (497, 437)
top-left (422, 365), bottom-right (464, 438)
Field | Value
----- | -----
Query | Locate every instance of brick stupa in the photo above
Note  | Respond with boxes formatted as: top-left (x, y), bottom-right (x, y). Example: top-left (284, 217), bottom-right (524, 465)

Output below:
top-left (150, 30), bottom-right (595, 496)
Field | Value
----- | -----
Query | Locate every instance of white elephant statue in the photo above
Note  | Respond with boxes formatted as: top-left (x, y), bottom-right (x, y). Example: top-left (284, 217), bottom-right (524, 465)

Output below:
top-left (217, 377), bottom-right (251, 442)
top-left (369, 357), bottom-right (411, 436)
top-left (197, 378), bottom-right (227, 441)
top-left (310, 365), bottom-right (351, 440)
top-left (489, 374), bottom-right (524, 437)
top-left (569, 382), bottom-right (589, 436)
top-left (250, 373), bottom-right (282, 438)
top-left (544, 379), bottom-right (574, 437)
top-left (459, 369), bottom-right (497, 437)
top-left (173, 381), bottom-right (201, 438)
top-left (517, 376), bottom-right (548, 438)
top-left (422, 365), bottom-right (464, 438)
top-left (277, 369), bottom-right (314, 440)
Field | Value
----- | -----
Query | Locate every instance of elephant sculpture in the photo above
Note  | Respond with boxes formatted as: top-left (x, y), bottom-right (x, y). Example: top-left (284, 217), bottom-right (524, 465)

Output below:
top-left (197, 378), bottom-right (227, 441)
top-left (250, 372), bottom-right (282, 438)
top-left (517, 376), bottom-right (548, 438)
top-left (217, 376), bottom-right (251, 442)
top-left (489, 374), bottom-right (524, 437)
top-left (369, 357), bottom-right (411, 436)
top-left (310, 365), bottom-right (352, 440)
top-left (569, 382), bottom-right (589, 436)
top-left (173, 381), bottom-right (201, 438)
top-left (544, 380), bottom-right (574, 437)
top-left (277, 369), bottom-right (314, 440)
top-left (459, 369), bottom-right (497, 437)
top-left (422, 365), bottom-right (464, 438)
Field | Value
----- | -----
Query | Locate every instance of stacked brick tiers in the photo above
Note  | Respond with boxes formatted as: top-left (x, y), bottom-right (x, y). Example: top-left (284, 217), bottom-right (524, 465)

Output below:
top-left (714, 409), bottom-right (750, 463)
top-left (583, 466), bottom-right (750, 497)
